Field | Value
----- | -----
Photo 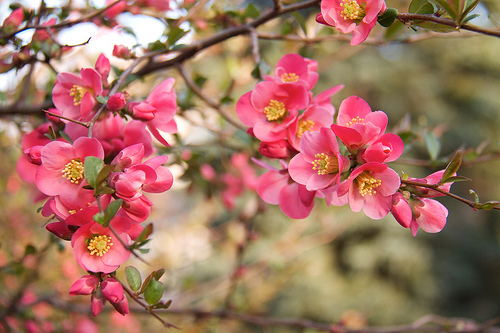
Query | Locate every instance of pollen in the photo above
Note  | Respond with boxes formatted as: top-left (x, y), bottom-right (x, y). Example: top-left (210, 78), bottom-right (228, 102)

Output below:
top-left (296, 120), bottom-right (315, 138)
top-left (356, 171), bottom-right (382, 196)
top-left (264, 100), bottom-right (287, 122)
top-left (281, 73), bottom-right (299, 83)
top-left (61, 159), bottom-right (84, 184)
top-left (346, 116), bottom-right (364, 126)
top-left (340, 0), bottom-right (365, 21)
top-left (312, 153), bottom-right (340, 175)
top-left (69, 85), bottom-right (88, 106)
top-left (87, 234), bottom-right (113, 257)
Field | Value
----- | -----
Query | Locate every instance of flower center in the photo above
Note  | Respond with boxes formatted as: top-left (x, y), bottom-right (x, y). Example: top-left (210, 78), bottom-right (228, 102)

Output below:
top-left (312, 153), bottom-right (340, 175)
top-left (69, 85), bottom-right (89, 106)
top-left (61, 159), bottom-right (84, 184)
top-left (296, 120), bottom-right (315, 138)
top-left (281, 73), bottom-right (299, 83)
top-left (87, 234), bottom-right (113, 257)
top-left (340, 0), bottom-right (365, 21)
top-left (264, 100), bottom-right (287, 122)
top-left (346, 116), bottom-right (364, 126)
top-left (356, 171), bottom-right (382, 196)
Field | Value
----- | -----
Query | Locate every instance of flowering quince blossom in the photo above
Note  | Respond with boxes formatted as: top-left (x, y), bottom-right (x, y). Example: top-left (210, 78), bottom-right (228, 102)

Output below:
top-left (52, 68), bottom-right (103, 121)
top-left (35, 137), bottom-right (104, 206)
top-left (289, 127), bottom-right (348, 191)
top-left (69, 275), bottom-right (100, 296)
top-left (130, 78), bottom-right (177, 146)
top-left (71, 216), bottom-right (132, 273)
top-left (255, 159), bottom-right (316, 219)
top-left (391, 170), bottom-right (454, 236)
top-left (331, 95), bottom-right (388, 152)
top-left (317, 0), bottom-right (387, 45)
top-left (236, 81), bottom-right (309, 142)
top-left (265, 53), bottom-right (319, 90)
top-left (338, 162), bottom-right (400, 219)
top-left (101, 277), bottom-right (129, 315)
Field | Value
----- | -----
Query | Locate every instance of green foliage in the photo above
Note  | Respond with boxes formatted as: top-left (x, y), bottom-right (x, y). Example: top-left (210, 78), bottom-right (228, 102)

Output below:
top-left (84, 156), bottom-right (104, 190)
top-left (125, 266), bottom-right (142, 292)
top-left (409, 0), bottom-right (437, 14)
top-left (378, 8), bottom-right (399, 27)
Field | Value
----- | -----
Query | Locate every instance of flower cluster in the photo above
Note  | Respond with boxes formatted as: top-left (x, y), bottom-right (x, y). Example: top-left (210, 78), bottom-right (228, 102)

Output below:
top-left (16, 53), bottom-right (176, 316)
top-left (236, 53), bottom-right (453, 235)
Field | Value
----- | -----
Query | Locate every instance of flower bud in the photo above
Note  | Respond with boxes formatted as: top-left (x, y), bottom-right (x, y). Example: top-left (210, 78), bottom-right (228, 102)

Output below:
top-left (91, 287), bottom-right (106, 316)
top-left (69, 275), bottom-right (100, 296)
top-left (131, 102), bottom-right (156, 121)
top-left (3, 8), bottom-right (24, 31)
top-left (101, 278), bottom-right (125, 304)
top-left (259, 140), bottom-right (293, 159)
top-left (25, 145), bottom-right (43, 165)
top-left (107, 93), bottom-right (126, 111)
top-left (112, 44), bottom-right (132, 59)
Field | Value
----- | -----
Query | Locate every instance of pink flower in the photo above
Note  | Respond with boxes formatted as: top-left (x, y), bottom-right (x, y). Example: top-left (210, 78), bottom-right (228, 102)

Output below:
top-left (3, 8), bottom-right (24, 31)
top-left (131, 78), bottom-right (177, 146)
top-left (121, 195), bottom-right (152, 222)
top-left (32, 18), bottom-right (56, 42)
top-left (259, 140), bottom-right (296, 159)
top-left (358, 133), bottom-right (404, 163)
top-left (105, 0), bottom-right (128, 19)
top-left (287, 104), bottom-right (336, 151)
top-left (266, 54), bottom-right (319, 90)
top-left (35, 137), bottom-right (104, 205)
top-left (404, 169), bottom-right (454, 198)
top-left (331, 96), bottom-right (388, 152)
top-left (71, 217), bottom-right (132, 273)
top-left (338, 162), bottom-right (400, 219)
top-left (101, 278), bottom-right (129, 315)
top-left (52, 68), bottom-right (103, 121)
top-left (91, 289), bottom-right (106, 316)
top-left (236, 81), bottom-right (309, 142)
top-left (289, 127), bottom-right (348, 191)
top-left (255, 160), bottom-right (316, 219)
top-left (317, 0), bottom-right (387, 45)
top-left (113, 44), bottom-right (133, 59)
top-left (391, 192), bottom-right (448, 236)
top-left (95, 53), bottom-right (110, 85)
top-left (69, 275), bottom-right (100, 296)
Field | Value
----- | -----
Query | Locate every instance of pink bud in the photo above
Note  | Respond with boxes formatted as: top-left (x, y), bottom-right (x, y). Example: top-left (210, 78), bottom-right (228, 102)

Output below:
top-left (3, 8), bottom-right (24, 31)
top-left (101, 278), bottom-right (125, 304)
top-left (259, 140), bottom-right (293, 159)
top-left (91, 288), bottom-right (106, 316)
top-left (33, 18), bottom-right (56, 42)
top-left (69, 275), bottom-right (100, 296)
top-left (95, 53), bottom-right (111, 82)
top-left (25, 145), bottom-right (43, 165)
top-left (110, 294), bottom-right (129, 315)
top-left (112, 44), bottom-right (132, 59)
top-left (200, 164), bottom-right (216, 181)
top-left (131, 102), bottom-right (156, 121)
top-left (107, 93), bottom-right (126, 111)
top-left (112, 143), bottom-right (145, 170)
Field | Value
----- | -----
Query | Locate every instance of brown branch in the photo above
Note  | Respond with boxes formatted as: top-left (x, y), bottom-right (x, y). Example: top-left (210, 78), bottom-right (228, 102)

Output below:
top-left (396, 13), bottom-right (500, 38)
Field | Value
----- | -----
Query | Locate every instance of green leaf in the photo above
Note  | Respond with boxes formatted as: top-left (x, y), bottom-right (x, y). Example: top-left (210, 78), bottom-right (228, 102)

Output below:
top-left (95, 186), bottom-right (115, 196)
top-left (469, 189), bottom-right (480, 204)
top-left (411, 20), bottom-right (458, 32)
top-left (442, 175), bottom-right (471, 183)
top-left (462, 13), bottom-right (480, 23)
top-left (135, 223), bottom-right (153, 244)
top-left (477, 201), bottom-right (500, 210)
top-left (377, 8), bottom-right (399, 27)
top-left (103, 199), bottom-right (123, 226)
top-left (24, 245), bottom-right (36, 256)
top-left (93, 212), bottom-right (105, 225)
top-left (439, 150), bottom-right (462, 185)
top-left (152, 268), bottom-right (165, 280)
top-left (167, 27), bottom-right (188, 48)
top-left (96, 95), bottom-right (108, 104)
top-left (84, 156), bottom-right (104, 189)
top-left (251, 60), bottom-right (270, 80)
top-left (242, 3), bottom-right (260, 19)
top-left (424, 131), bottom-right (441, 160)
top-left (427, 0), bottom-right (456, 20)
top-left (125, 266), bottom-right (142, 292)
top-left (59, 130), bottom-right (73, 144)
top-left (95, 164), bottom-right (115, 188)
top-left (144, 279), bottom-right (163, 305)
top-left (409, 0), bottom-right (437, 14)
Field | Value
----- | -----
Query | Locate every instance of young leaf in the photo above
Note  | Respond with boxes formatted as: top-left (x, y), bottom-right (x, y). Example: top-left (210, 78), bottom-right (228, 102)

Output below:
top-left (442, 175), bottom-right (471, 183)
top-left (242, 3), bottom-right (260, 19)
top-left (134, 223), bottom-right (153, 245)
top-left (125, 266), bottom-right (142, 292)
top-left (469, 189), bottom-right (480, 204)
top-left (409, 0), bottom-right (436, 14)
top-left (93, 212), bottom-right (105, 225)
top-left (84, 156), bottom-right (104, 189)
top-left (424, 131), bottom-right (441, 161)
top-left (477, 201), bottom-right (500, 210)
top-left (103, 199), bottom-right (122, 225)
top-left (377, 8), bottom-right (399, 27)
top-left (439, 150), bottom-right (462, 185)
top-left (152, 268), bottom-right (165, 281)
top-left (428, 0), bottom-right (456, 20)
top-left (95, 164), bottom-right (115, 188)
top-left (167, 27), bottom-right (189, 48)
top-left (144, 279), bottom-right (163, 305)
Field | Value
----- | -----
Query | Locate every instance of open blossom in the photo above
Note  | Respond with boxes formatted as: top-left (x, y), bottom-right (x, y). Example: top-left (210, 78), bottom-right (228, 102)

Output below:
top-left (358, 133), bottom-right (404, 163)
top-left (331, 95), bottom-right (388, 152)
top-left (317, 0), bottom-right (387, 45)
top-left (266, 53), bottom-right (319, 90)
top-left (71, 217), bottom-right (132, 273)
top-left (338, 162), bottom-right (400, 219)
top-left (255, 160), bottom-right (316, 219)
top-left (287, 104), bottom-right (336, 151)
top-left (52, 68), bottom-right (103, 121)
top-left (35, 137), bottom-right (104, 205)
top-left (289, 127), bottom-right (348, 191)
top-left (236, 81), bottom-right (309, 142)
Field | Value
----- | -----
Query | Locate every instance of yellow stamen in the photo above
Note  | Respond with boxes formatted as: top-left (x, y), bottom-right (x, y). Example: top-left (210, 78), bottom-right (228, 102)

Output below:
top-left (296, 120), bottom-right (315, 139)
top-left (340, 0), bottom-right (365, 21)
top-left (87, 235), bottom-right (113, 257)
top-left (69, 85), bottom-right (89, 106)
top-left (346, 116), bottom-right (364, 126)
top-left (312, 153), bottom-right (340, 175)
top-left (61, 159), bottom-right (84, 184)
top-left (264, 100), bottom-right (287, 122)
top-left (281, 73), bottom-right (299, 83)
top-left (356, 171), bottom-right (382, 196)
